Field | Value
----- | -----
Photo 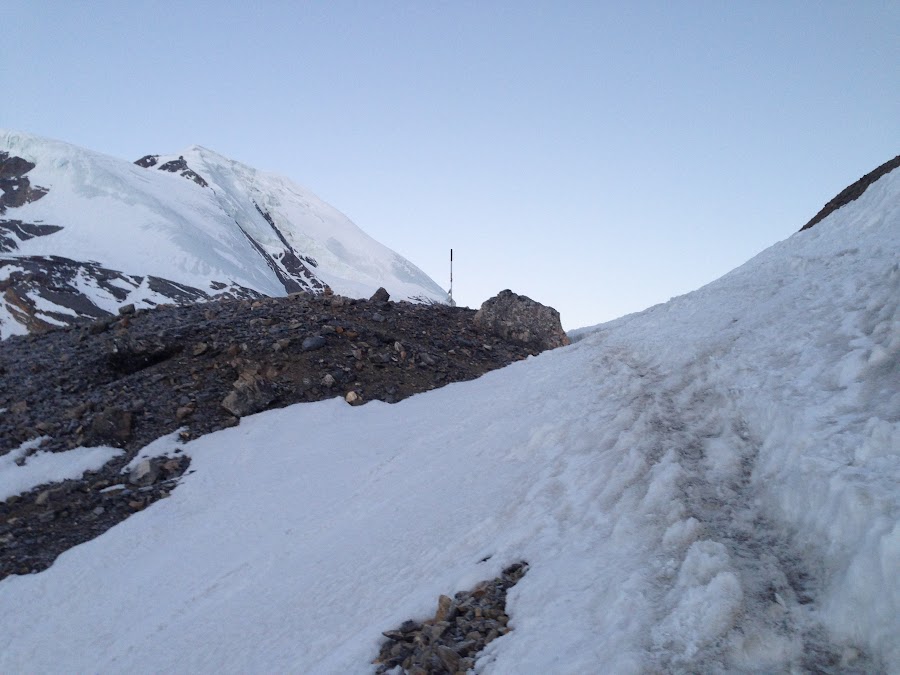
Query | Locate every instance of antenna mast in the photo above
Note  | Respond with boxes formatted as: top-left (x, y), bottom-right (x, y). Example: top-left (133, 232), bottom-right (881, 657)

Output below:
top-left (449, 248), bottom-right (456, 306)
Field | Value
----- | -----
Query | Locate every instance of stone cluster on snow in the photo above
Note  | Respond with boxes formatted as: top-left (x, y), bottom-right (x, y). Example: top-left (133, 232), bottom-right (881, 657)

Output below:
top-left (0, 289), bottom-right (567, 580)
top-left (374, 562), bottom-right (528, 674)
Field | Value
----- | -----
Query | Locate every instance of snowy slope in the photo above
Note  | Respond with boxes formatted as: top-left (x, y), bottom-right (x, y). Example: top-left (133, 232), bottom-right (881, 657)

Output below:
top-left (0, 168), bottom-right (897, 672)
top-left (0, 130), bottom-right (446, 337)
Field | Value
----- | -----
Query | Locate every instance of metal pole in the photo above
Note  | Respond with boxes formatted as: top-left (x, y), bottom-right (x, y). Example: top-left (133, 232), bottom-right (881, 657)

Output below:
top-left (449, 248), bottom-right (454, 305)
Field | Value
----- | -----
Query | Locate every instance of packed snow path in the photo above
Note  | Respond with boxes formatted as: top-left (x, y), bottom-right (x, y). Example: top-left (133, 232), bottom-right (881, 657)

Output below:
top-left (0, 170), bottom-right (897, 672)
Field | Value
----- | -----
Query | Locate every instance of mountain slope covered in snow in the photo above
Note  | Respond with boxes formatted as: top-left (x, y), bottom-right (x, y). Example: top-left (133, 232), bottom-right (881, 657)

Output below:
top-left (0, 130), bottom-right (447, 338)
top-left (0, 161), bottom-right (897, 673)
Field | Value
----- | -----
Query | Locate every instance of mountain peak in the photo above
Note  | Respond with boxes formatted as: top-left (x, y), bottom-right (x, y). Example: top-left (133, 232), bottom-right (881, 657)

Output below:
top-left (0, 131), bottom-right (447, 338)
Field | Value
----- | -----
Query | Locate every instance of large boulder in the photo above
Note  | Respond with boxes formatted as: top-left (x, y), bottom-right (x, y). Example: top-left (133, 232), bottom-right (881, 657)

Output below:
top-left (473, 290), bottom-right (569, 350)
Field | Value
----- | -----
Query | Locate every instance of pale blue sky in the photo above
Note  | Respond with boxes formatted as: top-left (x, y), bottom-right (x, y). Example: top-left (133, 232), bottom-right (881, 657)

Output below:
top-left (5, 1), bottom-right (898, 328)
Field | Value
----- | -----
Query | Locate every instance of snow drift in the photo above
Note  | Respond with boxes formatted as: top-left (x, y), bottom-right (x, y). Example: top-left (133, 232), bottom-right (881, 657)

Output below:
top-left (0, 164), bottom-right (897, 672)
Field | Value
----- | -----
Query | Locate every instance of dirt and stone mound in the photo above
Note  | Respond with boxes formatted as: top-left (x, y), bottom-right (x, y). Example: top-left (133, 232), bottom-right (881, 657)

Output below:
top-left (0, 290), bottom-right (566, 580)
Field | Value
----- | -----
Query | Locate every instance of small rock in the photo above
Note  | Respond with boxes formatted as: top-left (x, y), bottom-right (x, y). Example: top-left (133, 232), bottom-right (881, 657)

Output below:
top-left (321, 373), bottom-right (335, 387)
top-left (455, 639), bottom-right (477, 656)
top-left (302, 335), bottom-right (327, 351)
top-left (435, 645), bottom-right (460, 672)
top-left (424, 622), bottom-right (449, 642)
top-left (89, 320), bottom-right (109, 335)
top-left (372, 312), bottom-right (385, 323)
top-left (89, 407), bottom-right (133, 444)
top-left (175, 404), bottom-right (194, 421)
top-left (92, 506), bottom-right (105, 516)
top-left (192, 342), bottom-right (208, 356)
top-left (129, 459), bottom-right (157, 486)
top-left (65, 402), bottom-right (90, 420)
top-left (118, 303), bottom-right (135, 316)
top-left (221, 365), bottom-right (276, 417)
top-left (35, 490), bottom-right (50, 506)
top-left (399, 620), bottom-right (422, 634)
top-left (369, 287), bottom-right (390, 303)
top-left (435, 594), bottom-right (456, 622)
top-left (345, 391), bottom-right (361, 404)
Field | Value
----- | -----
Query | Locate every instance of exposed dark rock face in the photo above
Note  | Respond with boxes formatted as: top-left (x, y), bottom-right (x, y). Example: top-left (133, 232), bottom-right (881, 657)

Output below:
top-left (0, 151), bottom-right (49, 214)
top-left (0, 292), bottom-right (564, 580)
top-left (374, 562), bottom-right (528, 674)
top-left (474, 290), bottom-right (570, 351)
top-left (134, 154), bottom-right (159, 168)
top-left (800, 154), bottom-right (900, 231)
top-left (239, 202), bottom-right (328, 295)
top-left (0, 220), bottom-right (63, 253)
top-left (136, 154), bottom-right (208, 188)
top-left (0, 255), bottom-right (261, 335)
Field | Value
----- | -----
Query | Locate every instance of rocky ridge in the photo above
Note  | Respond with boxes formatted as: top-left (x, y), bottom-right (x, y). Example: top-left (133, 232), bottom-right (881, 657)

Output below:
top-left (0, 288), bottom-right (567, 580)
top-left (800, 153), bottom-right (900, 231)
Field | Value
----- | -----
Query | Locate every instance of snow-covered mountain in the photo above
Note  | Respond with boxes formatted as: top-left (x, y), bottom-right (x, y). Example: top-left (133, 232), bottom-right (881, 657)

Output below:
top-left (1, 158), bottom-right (898, 672)
top-left (0, 130), bottom-right (447, 338)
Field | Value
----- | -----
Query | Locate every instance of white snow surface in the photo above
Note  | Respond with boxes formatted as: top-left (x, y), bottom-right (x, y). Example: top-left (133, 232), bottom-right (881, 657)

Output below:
top-left (0, 130), bottom-right (447, 304)
top-left (0, 170), bottom-right (898, 673)
top-left (0, 438), bottom-right (122, 502)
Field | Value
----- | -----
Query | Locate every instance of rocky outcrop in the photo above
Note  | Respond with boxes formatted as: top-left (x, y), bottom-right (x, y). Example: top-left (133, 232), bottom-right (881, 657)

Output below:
top-left (0, 151), bottom-right (48, 214)
top-left (134, 154), bottom-right (208, 188)
top-left (374, 562), bottom-right (528, 674)
top-left (800, 153), bottom-right (900, 231)
top-left (0, 220), bottom-right (63, 253)
top-left (474, 290), bottom-right (569, 351)
top-left (0, 293), bottom-right (553, 579)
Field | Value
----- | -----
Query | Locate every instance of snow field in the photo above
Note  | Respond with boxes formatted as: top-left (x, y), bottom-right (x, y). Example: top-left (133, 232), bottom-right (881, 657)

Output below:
top-left (0, 161), bottom-right (897, 672)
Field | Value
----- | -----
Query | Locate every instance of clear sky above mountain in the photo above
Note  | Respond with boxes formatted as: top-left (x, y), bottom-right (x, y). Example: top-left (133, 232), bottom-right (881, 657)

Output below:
top-left (5, 1), bottom-right (898, 328)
